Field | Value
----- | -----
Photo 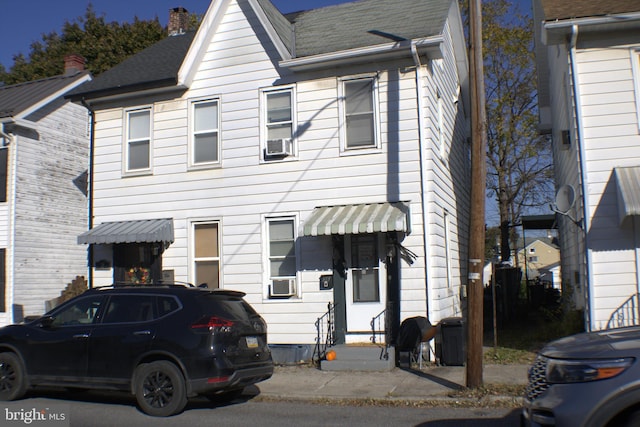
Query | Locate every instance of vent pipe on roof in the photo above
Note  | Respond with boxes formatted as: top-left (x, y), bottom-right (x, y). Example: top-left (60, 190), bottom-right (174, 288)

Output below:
top-left (168, 7), bottom-right (189, 36)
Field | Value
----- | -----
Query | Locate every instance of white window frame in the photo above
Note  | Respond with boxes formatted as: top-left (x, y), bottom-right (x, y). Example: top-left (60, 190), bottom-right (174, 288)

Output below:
top-left (632, 49), bottom-right (640, 132)
top-left (264, 215), bottom-right (299, 299)
top-left (123, 107), bottom-right (153, 175)
top-left (260, 86), bottom-right (297, 161)
top-left (189, 97), bottom-right (221, 169)
top-left (338, 75), bottom-right (381, 154)
top-left (190, 220), bottom-right (222, 289)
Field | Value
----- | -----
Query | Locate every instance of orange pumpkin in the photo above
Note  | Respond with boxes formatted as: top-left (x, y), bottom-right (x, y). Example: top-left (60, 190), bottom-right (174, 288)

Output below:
top-left (326, 350), bottom-right (337, 361)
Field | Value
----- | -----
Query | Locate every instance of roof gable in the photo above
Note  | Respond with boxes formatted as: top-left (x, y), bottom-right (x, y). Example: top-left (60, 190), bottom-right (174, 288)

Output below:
top-left (0, 72), bottom-right (91, 120)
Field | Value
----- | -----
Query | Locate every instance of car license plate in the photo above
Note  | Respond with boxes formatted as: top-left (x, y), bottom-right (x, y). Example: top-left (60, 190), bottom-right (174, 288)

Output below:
top-left (246, 336), bottom-right (258, 348)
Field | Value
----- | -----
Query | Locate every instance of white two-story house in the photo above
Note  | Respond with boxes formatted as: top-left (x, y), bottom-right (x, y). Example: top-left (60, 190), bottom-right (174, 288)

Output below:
top-left (0, 56), bottom-right (91, 323)
top-left (534, 0), bottom-right (640, 330)
top-left (68, 0), bottom-right (471, 349)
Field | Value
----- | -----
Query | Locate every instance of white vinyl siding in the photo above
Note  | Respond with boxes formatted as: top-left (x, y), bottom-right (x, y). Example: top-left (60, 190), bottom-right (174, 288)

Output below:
top-left (124, 108), bottom-right (152, 173)
top-left (190, 99), bottom-right (220, 167)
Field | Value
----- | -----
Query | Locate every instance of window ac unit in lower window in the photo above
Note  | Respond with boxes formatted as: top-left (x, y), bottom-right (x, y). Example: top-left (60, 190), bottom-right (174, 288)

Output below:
top-left (266, 138), bottom-right (292, 156)
top-left (270, 279), bottom-right (295, 297)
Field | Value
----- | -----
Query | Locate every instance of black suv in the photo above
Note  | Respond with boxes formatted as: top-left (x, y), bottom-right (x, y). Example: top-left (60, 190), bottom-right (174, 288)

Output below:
top-left (0, 285), bottom-right (273, 416)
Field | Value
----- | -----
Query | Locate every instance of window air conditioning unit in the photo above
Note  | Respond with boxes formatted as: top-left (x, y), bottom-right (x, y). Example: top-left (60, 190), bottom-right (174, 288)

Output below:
top-left (270, 279), bottom-right (296, 297)
top-left (266, 138), bottom-right (293, 156)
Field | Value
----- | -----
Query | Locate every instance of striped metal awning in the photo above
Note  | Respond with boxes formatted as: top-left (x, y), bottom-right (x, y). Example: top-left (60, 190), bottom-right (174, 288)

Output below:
top-left (78, 218), bottom-right (174, 245)
top-left (615, 167), bottom-right (640, 225)
top-left (303, 202), bottom-right (410, 236)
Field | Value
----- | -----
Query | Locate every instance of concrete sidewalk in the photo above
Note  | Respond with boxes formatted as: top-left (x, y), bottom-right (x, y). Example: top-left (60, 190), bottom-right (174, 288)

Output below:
top-left (256, 364), bottom-right (529, 405)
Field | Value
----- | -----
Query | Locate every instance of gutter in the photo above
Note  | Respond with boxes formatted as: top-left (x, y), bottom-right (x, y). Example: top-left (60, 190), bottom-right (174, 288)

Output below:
top-left (80, 99), bottom-right (96, 289)
top-left (568, 25), bottom-right (594, 331)
top-left (411, 41), bottom-right (431, 320)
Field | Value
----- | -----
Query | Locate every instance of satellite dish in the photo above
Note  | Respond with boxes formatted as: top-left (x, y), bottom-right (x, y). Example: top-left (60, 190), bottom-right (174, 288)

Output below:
top-left (555, 184), bottom-right (576, 214)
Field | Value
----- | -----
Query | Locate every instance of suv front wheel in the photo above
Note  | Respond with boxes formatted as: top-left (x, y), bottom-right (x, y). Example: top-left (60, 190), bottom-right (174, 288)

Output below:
top-left (134, 361), bottom-right (187, 417)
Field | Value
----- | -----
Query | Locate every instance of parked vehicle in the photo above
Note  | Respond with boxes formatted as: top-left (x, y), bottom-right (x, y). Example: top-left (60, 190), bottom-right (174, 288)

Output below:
top-left (522, 327), bottom-right (640, 426)
top-left (0, 284), bottom-right (273, 416)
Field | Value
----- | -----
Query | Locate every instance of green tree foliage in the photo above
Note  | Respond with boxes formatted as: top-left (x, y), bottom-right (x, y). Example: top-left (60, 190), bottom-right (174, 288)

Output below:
top-left (461, 0), bottom-right (554, 264)
top-left (0, 4), bottom-right (200, 86)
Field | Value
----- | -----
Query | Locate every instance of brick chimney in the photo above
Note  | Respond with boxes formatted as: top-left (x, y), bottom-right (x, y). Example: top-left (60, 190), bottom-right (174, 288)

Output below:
top-left (168, 7), bottom-right (189, 36)
top-left (64, 54), bottom-right (86, 75)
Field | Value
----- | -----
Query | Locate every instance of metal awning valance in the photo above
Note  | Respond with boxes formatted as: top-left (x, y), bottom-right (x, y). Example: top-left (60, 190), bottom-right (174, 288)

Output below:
top-left (614, 166), bottom-right (640, 225)
top-left (78, 218), bottom-right (174, 244)
top-left (303, 202), bottom-right (410, 236)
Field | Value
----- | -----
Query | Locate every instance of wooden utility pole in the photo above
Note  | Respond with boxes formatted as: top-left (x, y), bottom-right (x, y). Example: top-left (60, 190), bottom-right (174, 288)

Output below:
top-left (466, 0), bottom-right (487, 389)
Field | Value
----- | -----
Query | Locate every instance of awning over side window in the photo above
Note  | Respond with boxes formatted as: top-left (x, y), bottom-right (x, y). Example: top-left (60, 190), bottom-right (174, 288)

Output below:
top-left (303, 202), bottom-right (410, 236)
top-left (78, 218), bottom-right (174, 244)
top-left (614, 167), bottom-right (640, 225)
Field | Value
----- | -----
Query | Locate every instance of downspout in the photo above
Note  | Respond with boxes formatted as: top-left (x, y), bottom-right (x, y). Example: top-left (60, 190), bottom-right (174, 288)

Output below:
top-left (80, 99), bottom-right (95, 289)
top-left (569, 25), bottom-right (594, 331)
top-left (411, 41), bottom-right (431, 320)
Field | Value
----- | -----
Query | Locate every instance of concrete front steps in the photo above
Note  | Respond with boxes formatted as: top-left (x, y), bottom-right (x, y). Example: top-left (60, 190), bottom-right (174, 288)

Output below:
top-left (320, 344), bottom-right (395, 371)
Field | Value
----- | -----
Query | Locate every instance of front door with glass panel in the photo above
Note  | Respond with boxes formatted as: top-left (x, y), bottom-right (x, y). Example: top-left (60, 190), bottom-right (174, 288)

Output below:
top-left (345, 234), bottom-right (385, 336)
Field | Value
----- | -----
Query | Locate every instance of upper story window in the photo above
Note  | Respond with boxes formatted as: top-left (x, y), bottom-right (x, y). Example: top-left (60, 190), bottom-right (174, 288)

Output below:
top-left (632, 49), bottom-right (640, 131)
top-left (191, 99), bottom-right (220, 167)
top-left (340, 76), bottom-right (379, 152)
top-left (262, 87), bottom-right (295, 160)
top-left (125, 108), bottom-right (151, 173)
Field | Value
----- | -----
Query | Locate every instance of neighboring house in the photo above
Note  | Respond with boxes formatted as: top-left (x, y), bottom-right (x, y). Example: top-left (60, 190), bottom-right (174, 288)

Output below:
top-left (68, 0), bottom-right (470, 347)
top-left (533, 0), bottom-right (640, 330)
top-left (516, 237), bottom-right (561, 288)
top-left (0, 56), bottom-right (91, 324)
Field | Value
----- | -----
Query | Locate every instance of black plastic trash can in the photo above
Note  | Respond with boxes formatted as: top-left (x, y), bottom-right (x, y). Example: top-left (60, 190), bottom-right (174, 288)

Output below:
top-left (438, 317), bottom-right (465, 366)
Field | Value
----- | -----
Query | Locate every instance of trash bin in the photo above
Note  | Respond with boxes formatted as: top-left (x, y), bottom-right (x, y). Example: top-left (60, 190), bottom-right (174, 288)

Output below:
top-left (438, 317), bottom-right (465, 366)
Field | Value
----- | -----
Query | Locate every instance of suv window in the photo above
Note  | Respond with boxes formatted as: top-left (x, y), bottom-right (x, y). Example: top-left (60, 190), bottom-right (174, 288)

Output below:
top-left (51, 295), bottom-right (105, 327)
top-left (198, 295), bottom-right (257, 321)
top-left (103, 295), bottom-right (155, 323)
top-left (158, 295), bottom-right (181, 317)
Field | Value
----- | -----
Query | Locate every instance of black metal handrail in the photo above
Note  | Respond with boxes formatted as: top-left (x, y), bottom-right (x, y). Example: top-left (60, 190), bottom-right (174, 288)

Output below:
top-left (370, 309), bottom-right (389, 360)
top-left (313, 302), bottom-right (336, 365)
top-left (607, 293), bottom-right (640, 329)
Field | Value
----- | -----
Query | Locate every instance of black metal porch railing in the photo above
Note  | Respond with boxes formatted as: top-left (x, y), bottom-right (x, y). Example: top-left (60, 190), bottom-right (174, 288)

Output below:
top-left (313, 302), bottom-right (336, 365)
top-left (607, 293), bottom-right (640, 329)
top-left (370, 309), bottom-right (389, 360)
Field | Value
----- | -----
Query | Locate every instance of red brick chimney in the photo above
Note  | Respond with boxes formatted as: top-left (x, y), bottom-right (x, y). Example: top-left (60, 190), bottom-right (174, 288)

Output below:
top-left (168, 7), bottom-right (189, 36)
top-left (64, 54), bottom-right (85, 75)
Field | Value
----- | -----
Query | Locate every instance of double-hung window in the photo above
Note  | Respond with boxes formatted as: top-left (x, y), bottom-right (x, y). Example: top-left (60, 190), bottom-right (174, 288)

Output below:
top-left (262, 87), bottom-right (295, 159)
top-left (191, 99), bottom-right (220, 166)
top-left (193, 222), bottom-right (220, 289)
top-left (633, 49), bottom-right (640, 130)
top-left (125, 108), bottom-right (151, 172)
top-left (267, 218), bottom-right (297, 298)
top-left (341, 76), bottom-right (379, 151)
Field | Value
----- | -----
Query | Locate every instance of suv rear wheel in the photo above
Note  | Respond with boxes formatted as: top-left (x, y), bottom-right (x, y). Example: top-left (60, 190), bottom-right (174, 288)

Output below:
top-left (0, 353), bottom-right (27, 401)
top-left (134, 361), bottom-right (187, 417)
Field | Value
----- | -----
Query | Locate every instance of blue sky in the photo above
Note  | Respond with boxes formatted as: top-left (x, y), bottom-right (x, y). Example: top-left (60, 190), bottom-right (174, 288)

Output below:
top-left (0, 0), bottom-right (350, 69)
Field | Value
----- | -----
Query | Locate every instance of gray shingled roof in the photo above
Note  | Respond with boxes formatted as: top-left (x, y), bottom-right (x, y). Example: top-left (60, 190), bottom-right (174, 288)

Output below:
top-left (541, 0), bottom-right (640, 20)
top-left (71, 0), bottom-right (453, 100)
top-left (0, 72), bottom-right (90, 119)
top-left (286, 0), bottom-right (451, 57)
top-left (67, 32), bottom-right (196, 100)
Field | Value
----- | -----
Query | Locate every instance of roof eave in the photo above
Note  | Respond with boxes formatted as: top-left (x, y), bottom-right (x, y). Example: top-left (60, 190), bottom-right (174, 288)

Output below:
top-left (280, 37), bottom-right (444, 72)
top-left (68, 78), bottom-right (183, 104)
top-left (542, 12), bottom-right (640, 44)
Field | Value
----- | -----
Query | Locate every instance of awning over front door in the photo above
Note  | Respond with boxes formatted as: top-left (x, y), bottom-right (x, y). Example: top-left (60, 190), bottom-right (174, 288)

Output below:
top-left (78, 218), bottom-right (174, 244)
top-left (303, 202), bottom-right (410, 236)
top-left (614, 166), bottom-right (640, 225)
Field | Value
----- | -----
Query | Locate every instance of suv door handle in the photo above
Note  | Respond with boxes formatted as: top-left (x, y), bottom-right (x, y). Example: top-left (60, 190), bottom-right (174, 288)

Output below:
top-left (73, 333), bottom-right (89, 339)
top-left (134, 330), bottom-right (151, 336)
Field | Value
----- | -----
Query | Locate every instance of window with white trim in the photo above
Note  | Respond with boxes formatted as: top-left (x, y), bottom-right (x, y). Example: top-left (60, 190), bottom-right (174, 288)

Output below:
top-left (267, 218), bottom-right (297, 298)
top-left (125, 108), bottom-right (151, 172)
top-left (191, 99), bottom-right (220, 166)
top-left (262, 87), bottom-right (295, 159)
top-left (193, 222), bottom-right (220, 289)
top-left (633, 49), bottom-right (640, 130)
top-left (341, 76), bottom-right (379, 150)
